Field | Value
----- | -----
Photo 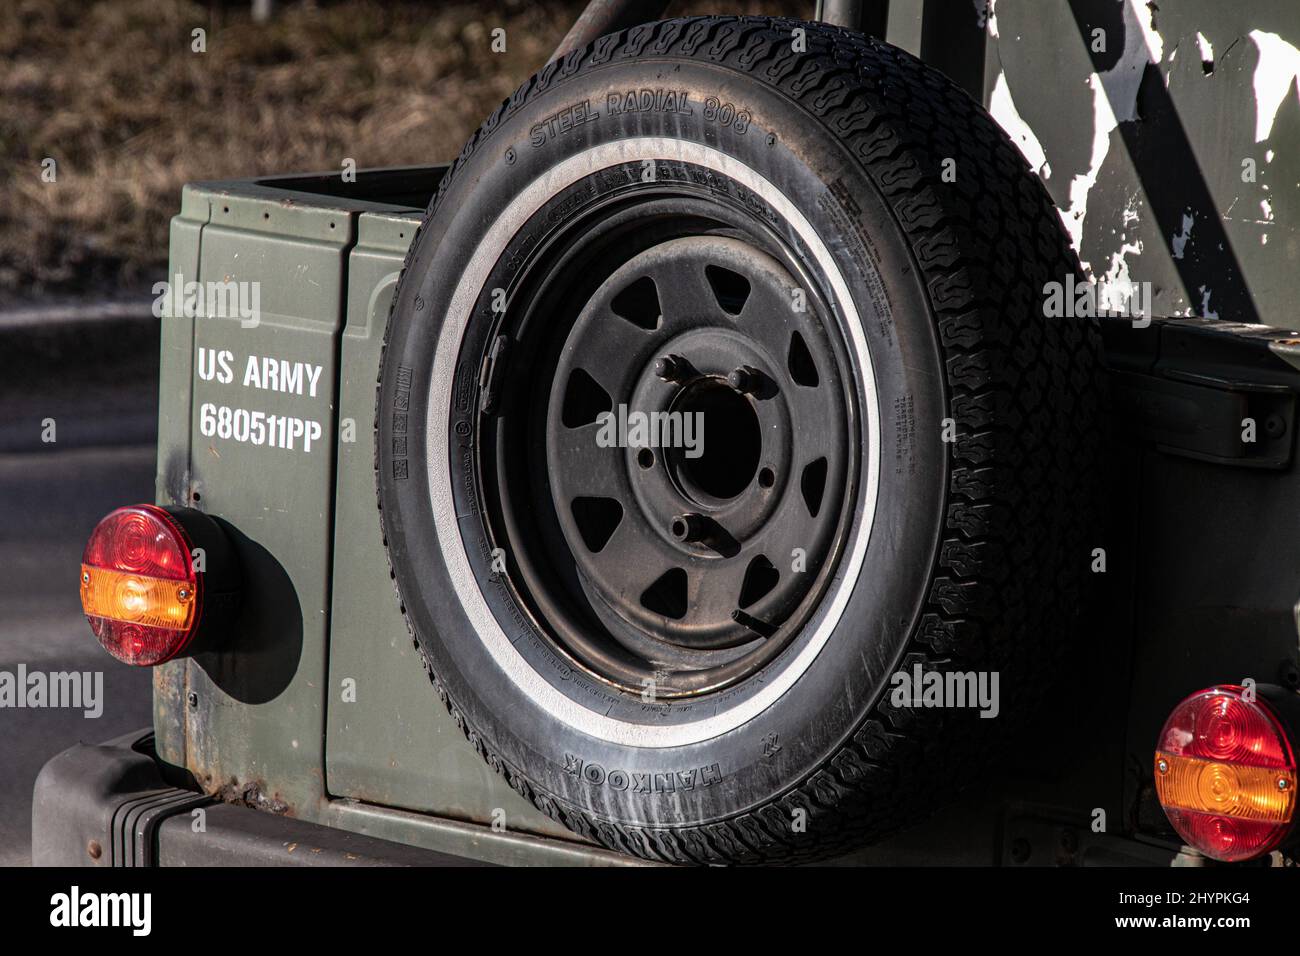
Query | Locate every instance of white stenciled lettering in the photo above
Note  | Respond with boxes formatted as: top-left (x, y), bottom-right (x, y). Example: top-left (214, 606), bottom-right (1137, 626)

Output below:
top-left (197, 348), bottom-right (235, 384)
top-left (200, 403), bottom-right (322, 453)
top-left (242, 355), bottom-right (324, 397)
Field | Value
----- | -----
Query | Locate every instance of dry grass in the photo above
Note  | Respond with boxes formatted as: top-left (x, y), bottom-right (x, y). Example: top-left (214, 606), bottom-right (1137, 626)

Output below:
top-left (0, 0), bottom-right (807, 302)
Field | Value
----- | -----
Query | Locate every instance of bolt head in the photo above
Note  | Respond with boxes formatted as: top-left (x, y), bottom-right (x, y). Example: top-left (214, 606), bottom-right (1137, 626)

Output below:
top-left (655, 355), bottom-right (685, 382)
top-left (727, 365), bottom-right (761, 394)
top-left (1157, 758), bottom-right (1169, 774)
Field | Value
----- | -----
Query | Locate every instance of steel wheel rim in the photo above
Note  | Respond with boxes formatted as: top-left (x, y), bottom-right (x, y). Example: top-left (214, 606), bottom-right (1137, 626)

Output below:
top-left (476, 187), bottom-right (857, 698)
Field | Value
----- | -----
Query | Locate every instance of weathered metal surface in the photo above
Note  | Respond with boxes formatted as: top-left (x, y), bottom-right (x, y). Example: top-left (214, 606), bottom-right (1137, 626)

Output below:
top-left (156, 168), bottom-right (586, 860)
top-left (323, 201), bottom-right (573, 839)
top-left (153, 186), bottom-right (208, 772)
top-left (965, 0), bottom-right (1300, 325)
top-left (322, 799), bottom-right (652, 867)
top-left (154, 802), bottom-right (491, 866)
top-left (176, 186), bottom-right (350, 815)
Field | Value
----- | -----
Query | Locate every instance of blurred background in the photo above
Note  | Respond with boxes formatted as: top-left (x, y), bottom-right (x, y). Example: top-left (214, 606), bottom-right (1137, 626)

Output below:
top-left (0, 0), bottom-right (802, 865)
top-left (0, 0), bottom-right (807, 305)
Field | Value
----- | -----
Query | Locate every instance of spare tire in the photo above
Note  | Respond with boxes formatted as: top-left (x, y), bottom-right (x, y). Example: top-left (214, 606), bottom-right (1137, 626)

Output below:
top-left (376, 16), bottom-right (1100, 864)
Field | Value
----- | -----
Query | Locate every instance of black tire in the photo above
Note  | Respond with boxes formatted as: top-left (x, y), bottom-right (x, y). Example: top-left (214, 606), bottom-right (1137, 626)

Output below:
top-left (377, 16), bottom-right (1100, 864)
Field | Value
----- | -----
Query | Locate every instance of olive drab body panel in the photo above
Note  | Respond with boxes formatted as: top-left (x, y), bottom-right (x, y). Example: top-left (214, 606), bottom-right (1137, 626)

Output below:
top-left (152, 169), bottom-right (575, 858)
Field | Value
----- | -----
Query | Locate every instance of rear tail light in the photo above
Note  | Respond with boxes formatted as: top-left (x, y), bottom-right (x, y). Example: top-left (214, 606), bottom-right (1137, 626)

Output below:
top-left (1155, 685), bottom-right (1297, 862)
top-left (80, 504), bottom-right (237, 666)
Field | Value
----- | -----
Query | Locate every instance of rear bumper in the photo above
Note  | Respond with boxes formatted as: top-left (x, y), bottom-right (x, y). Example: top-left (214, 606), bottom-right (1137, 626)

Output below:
top-left (32, 729), bottom-right (482, 866)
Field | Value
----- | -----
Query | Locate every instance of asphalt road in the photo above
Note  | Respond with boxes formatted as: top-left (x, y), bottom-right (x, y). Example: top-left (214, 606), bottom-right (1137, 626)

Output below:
top-left (0, 308), bottom-right (158, 865)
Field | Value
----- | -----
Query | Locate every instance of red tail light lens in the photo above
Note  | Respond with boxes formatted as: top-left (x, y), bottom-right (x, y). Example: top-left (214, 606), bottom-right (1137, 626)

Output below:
top-left (80, 505), bottom-right (200, 666)
top-left (1155, 685), bottom-right (1297, 862)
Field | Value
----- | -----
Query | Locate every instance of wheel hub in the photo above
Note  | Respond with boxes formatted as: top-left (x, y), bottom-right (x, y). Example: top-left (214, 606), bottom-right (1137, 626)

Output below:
top-left (626, 325), bottom-right (791, 548)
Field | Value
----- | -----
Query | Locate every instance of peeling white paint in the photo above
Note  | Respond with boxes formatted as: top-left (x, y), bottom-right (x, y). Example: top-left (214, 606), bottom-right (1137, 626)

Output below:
top-left (1059, 0), bottom-right (1161, 268)
top-left (981, 0), bottom-right (1288, 320)
top-left (1099, 198), bottom-right (1144, 313)
top-left (1249, 30), bottom-right (1300, 143)
top-left (1133, 0), bottom-right (1165, 75)
top-left (1163, 44), bottom-right (1177, 87)
top-left (989, 72), bottom-right (1050, 180)
top-left (1198, 285), bottom-right (1219, 320)
top-left (1102, 0), bottom-right (1162, 124)
top-left (973, 0), bottom-right (988, 30)
top-left (1196, 32), bottom-right (1214, 69)
top-left (1099, 246), bottom-right (1144, 313)
top-left (1047, 74), bottom-right (1116, 264)
top-left (1171, 211), bottom-right (1195, 260)
top-left (986, 0), bottom-right (1228, 287)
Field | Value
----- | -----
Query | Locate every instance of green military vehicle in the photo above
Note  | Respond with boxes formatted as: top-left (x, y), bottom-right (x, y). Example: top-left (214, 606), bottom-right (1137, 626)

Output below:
top-left (34, 0), bottom-right (1300, 866)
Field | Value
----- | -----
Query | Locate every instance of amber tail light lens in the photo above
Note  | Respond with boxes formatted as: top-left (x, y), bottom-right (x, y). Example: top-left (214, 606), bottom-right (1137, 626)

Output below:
top-left (80, 504), bottom-right (238, 666)
top-left (1155, 685), bottom-right (1297, 862)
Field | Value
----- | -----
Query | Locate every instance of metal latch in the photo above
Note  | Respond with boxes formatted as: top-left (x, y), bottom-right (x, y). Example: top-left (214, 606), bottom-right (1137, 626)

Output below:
top-left (1110, 369), bottom-right (1295, 468)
